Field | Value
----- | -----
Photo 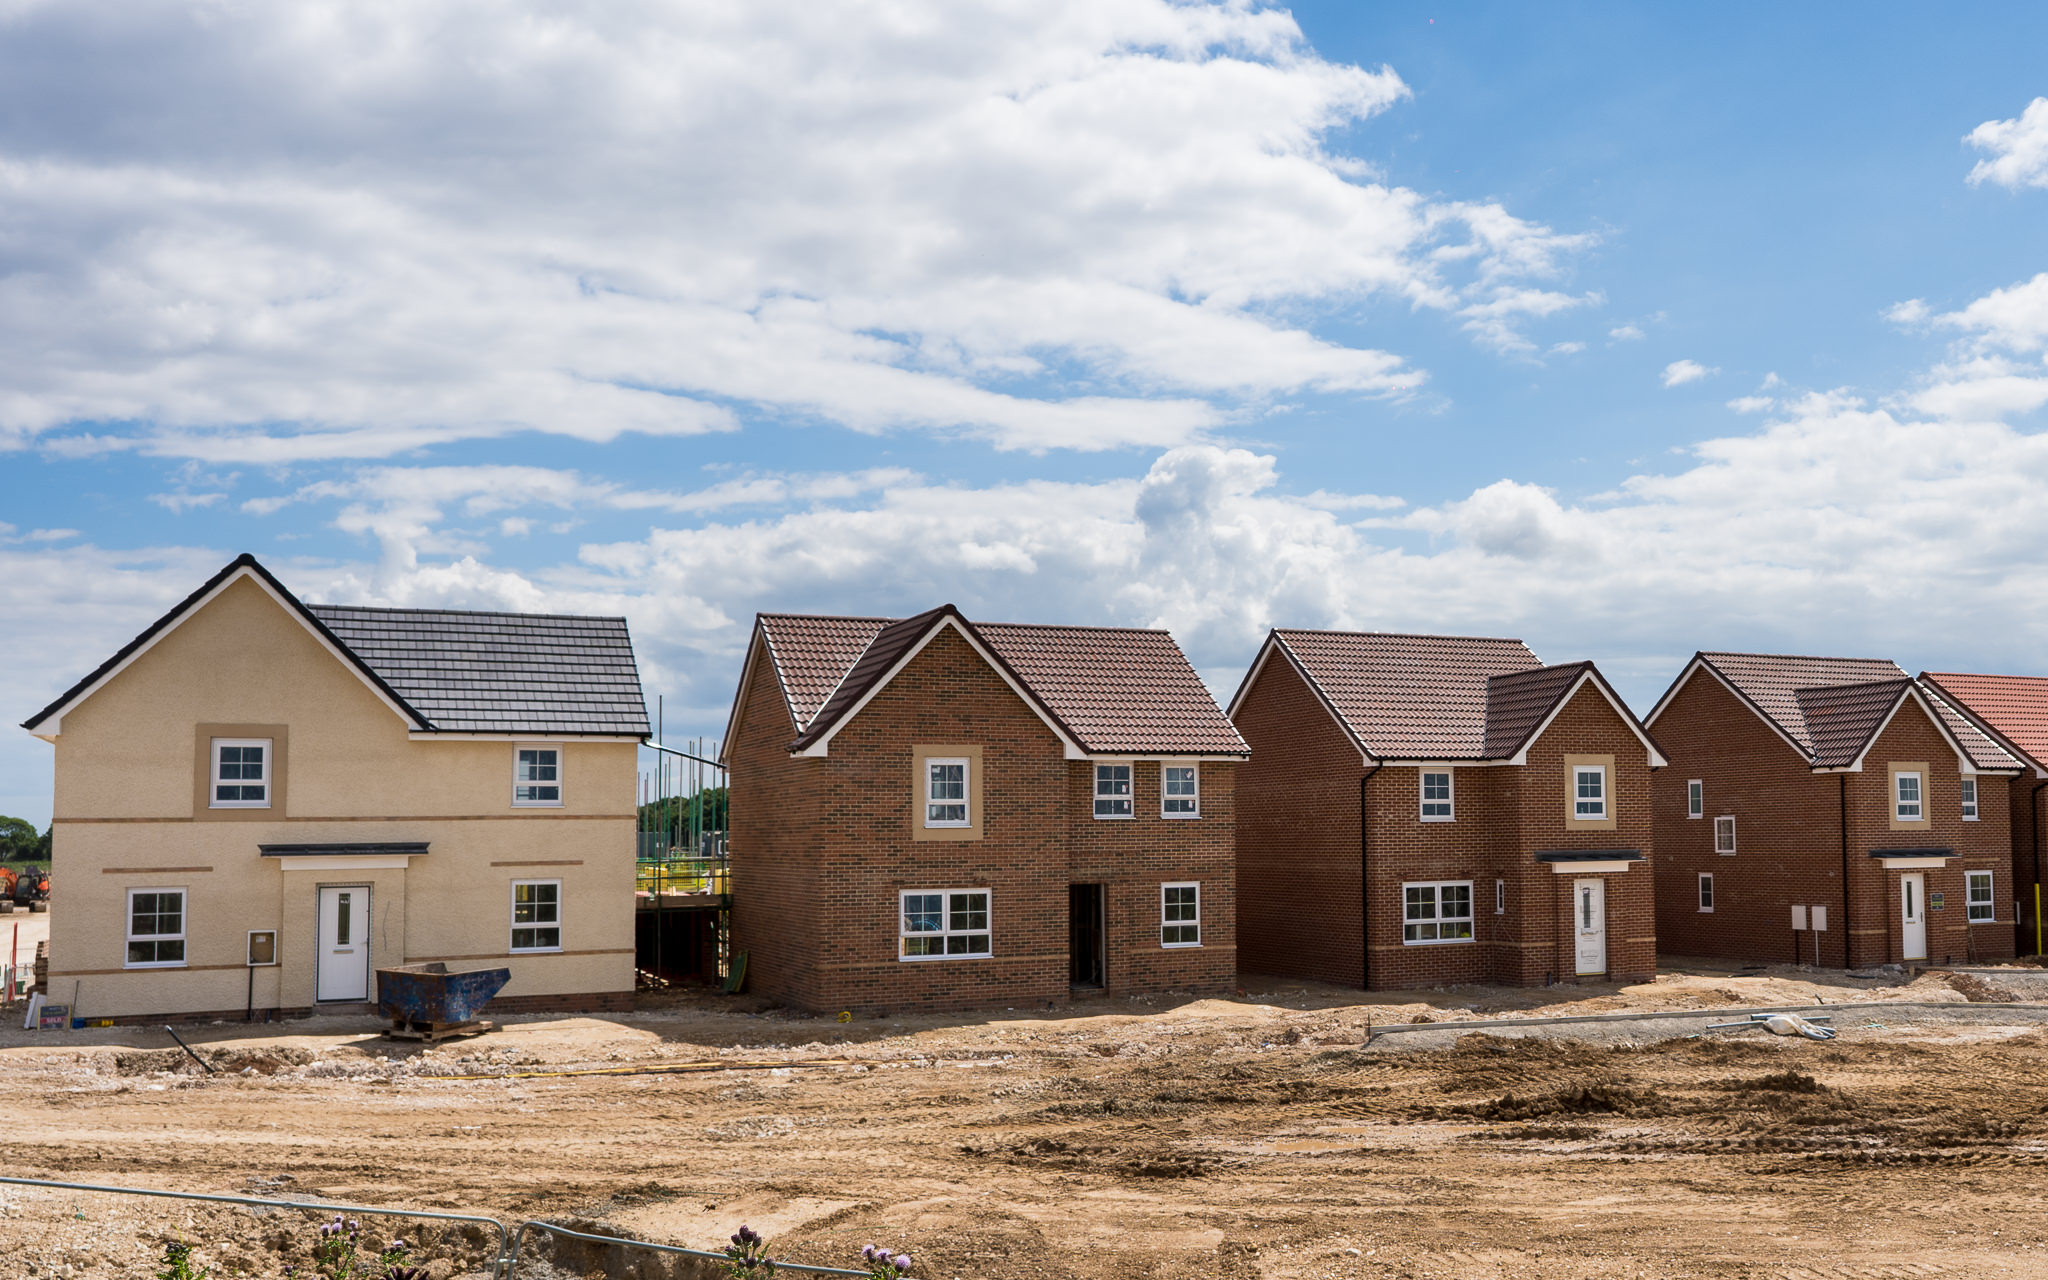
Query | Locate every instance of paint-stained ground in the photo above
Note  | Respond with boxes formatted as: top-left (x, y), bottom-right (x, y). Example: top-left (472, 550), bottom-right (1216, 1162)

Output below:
top-left (6, 964), bottom-right (2048, 1279)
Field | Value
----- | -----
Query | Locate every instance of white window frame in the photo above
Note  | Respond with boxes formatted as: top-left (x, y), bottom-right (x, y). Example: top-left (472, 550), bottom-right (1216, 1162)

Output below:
top-left (1967, 869), bottom-right (1995, 923)
top-left (1402, 880), bottom-right (1475, 945)
top-left (898, 888), bottom-right (993, 960)
top-left (1419, 770), bottom-right (1455, 822)
top-left (126, 887), bottom-right (188, 969)
top-left (510, 879), bottom-right (563, 952)
top-left (1161, 882), bottom-right (1201, 947)
top-left (1161, 763), bottom-right (1200, 819)
top-left (1714, 815), bottom-right (1737, 855)
top-left (1573, 765), bottom-right (1608, 819)
top-left (1094, 763), bottom-right (1133, 820)
top-left (209, 737), bottom-right (272, 809)
top-left (1961, 776), bottom-right (1978, 821)
top-left (1895, 770), bottom-right (1923, 821)
top-left (923, 757), bottom-right (970, 828)
top-left (1686, 779), bottom-right (1704, 819)
top-left (513, 745), bottom-right (563, 808)
top-left (1494, 878), bottom-right (1505, 915)
top-left (1697, 873), bottom-right (1714, 913)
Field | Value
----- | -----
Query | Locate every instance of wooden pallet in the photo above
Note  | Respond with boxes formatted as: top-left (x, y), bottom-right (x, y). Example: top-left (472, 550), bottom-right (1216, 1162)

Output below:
top-left (382, 1017), bottom-right (494, 1043)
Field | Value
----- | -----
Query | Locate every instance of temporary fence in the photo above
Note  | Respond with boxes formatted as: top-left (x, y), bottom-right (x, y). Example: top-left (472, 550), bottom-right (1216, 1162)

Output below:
top-left (0, 1175), bottom-right (868, 1278)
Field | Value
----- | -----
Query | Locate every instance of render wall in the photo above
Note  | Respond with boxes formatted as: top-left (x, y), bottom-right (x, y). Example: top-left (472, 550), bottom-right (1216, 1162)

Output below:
top-left (43, 575), bottom-right (636, 1019)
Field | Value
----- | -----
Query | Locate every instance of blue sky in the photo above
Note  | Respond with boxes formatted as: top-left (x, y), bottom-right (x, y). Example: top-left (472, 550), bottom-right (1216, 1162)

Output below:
top-left (5, 2), bottom-right (2048, 830)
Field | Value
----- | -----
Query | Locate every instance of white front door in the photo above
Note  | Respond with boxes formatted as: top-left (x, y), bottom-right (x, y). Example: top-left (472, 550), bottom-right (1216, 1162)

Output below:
top-left (1901, 873), bottom-right (1927, 961)
top-left (1574, 878), bottom-right (1607, 976)
top-left (317, 885), bottom-right (371, 1002)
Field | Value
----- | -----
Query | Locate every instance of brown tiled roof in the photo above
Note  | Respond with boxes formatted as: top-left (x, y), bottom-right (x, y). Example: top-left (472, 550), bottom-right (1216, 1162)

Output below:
top-left (976, 622), bottom-right (1247, 755)
top-left (1694, 652), bottom-right (1905, 757)
top-left (1794, 678), bottom-right (1912, 770)
top-left (756, 607), bottom-right (1246, 756)
top-left (757, 613), bottom-right (889, 731)
top-left (1918, 672), bottom-right (2047, 771)
top-left (1684, 653), bottom-right (2020, 771)
top-left (1482, 662), bottom-right (1594, 758)
top-left (1266, 629), bottom-right (1543, 758)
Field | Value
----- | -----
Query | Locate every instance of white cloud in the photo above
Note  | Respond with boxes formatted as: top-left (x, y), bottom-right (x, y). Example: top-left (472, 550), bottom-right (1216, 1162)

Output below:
top-left (1885, 298), bottom-right (1932, 326)
top-left (1547, 340), bottom-right (1587, 356)
top-left (1609, 324), bottom-right (1644, 342)
top-left (0, 0), bottom-right (1598, 459)
top-left (1726, 396), bottom-right (1773, 414)
top-left (1661, 359), bottom-right (1716, 388)
top-left (1928, 272), bottom-right (2048, 352)
top-left (1967, 97), bottom-right (2048, 190)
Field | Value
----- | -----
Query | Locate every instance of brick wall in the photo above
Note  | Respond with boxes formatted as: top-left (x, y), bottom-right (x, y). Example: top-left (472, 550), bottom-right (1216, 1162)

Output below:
top-left (1236, 657), bottom-right (1656, 990)
top-left (1652, 671), bottom-right (2015, 967)
top-left (1232, 652), bottom-right (1365, 985)
top-left (2011, 778), bottom-right (2047, 952)
top-left (730, 625), bottom-right (1237, 1014)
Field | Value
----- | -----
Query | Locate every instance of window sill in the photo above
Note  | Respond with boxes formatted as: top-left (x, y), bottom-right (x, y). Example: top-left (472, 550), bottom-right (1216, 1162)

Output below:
top-left (1161, 941), bottom-right (1202, 949)
top-left (1160, 812), bottom-right (1201, 820)
top-left (923, 822), bottom-right (971, 830)
top-left (1718, 851), bottom-right (1738, 857)
top-left (209, 803), bottom-right (271, 811)
top-left (124, 961), bottom-right (188, 970)
top-left (512, 801), bottom-right (565, 809)
top-left (510, 947), bottom-right (563, 955)
top-left (1697, 908), bottom-right (1714, 914)
top-left (1963, 816), bottom-right (1980, 822)
top-left (897, 952), bottom-right (993, 962)
top-left (1092, 813), bottom-right (1135, 821)
top-left (1400, 936), bottom-right (1475, 947)
top-left (1419, 815), bottom-right (1455, 823)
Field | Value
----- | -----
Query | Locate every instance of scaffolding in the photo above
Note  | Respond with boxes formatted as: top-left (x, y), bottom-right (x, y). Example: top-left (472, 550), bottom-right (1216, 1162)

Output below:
top-left (636, 695), bottom-right (730, 986)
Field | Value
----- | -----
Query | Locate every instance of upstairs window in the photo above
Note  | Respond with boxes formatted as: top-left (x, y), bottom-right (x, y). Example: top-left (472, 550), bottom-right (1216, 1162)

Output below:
top-left (1403, 881), bottom-right (1474, 944)
top-left (1573, 765), bottom-right (1608, 819)
top-left (126, 889), bottom-right (187, 968)
top-left (1968, 870), bottom-right (1995, 923)
top-left (900, 890), bottom-right (991, 959)
top-left (515, 747), bottom-right (562, 806)
top-left (925, 758), bottom-right (969, 827)
top-left (1162, 765), bottom-right (1200, 818)
top-left (511, 880), bottom-right (562, 951)
top-left (1895, 771), bottom-right (1922, 821)
top-left (1714, 815), bottom-right (1737, 855)
top-left (1420, 771), bottom-right (1454, 822)
top-left (211, 738), bottom-right (271, 808)
top-left (1961, 776), bottom-right (1979, 820)
top-left (1094, 764), bottom-right (1133, 818)
top-left (1161, 882), bottom-right (1201, 946)
top-left (1687, 780), bottom-right (1704, 819)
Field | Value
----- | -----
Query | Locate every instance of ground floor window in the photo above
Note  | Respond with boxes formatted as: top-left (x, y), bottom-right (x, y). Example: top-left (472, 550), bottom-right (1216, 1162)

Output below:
top-left (901, 889), bottom-right (991, 958)
top-left (126, 888), bottom-right (187, 967)
top-left (511, 880), bottom-right (562, 951)
top-left (1402, 881), bottom-right (1473, 944)
top-left (1967, 870), bottom-right (1995, 923)
top-left (1161, 882), bottom-right (1200, 946)
top-left (1698, 873), bottom-right (1714, 912)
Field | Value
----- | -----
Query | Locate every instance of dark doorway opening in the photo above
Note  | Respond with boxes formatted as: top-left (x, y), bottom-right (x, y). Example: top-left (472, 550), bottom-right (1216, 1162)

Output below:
top-left (1069, 884), bottom-right (1105, 988)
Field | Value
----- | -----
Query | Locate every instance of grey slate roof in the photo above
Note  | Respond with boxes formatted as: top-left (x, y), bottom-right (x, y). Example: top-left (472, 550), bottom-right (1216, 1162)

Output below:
top-left (310, 604), bottom-right (650, 736)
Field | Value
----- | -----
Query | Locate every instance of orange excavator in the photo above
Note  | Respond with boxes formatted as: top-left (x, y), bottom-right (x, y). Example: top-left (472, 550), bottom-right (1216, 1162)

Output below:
top-left (0, 866), bottom-right (49, 910)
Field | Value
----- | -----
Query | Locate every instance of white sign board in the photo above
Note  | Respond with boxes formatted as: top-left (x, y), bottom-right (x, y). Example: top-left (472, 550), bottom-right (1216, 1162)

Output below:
top-left (1810, 905), bottom-right (1827, 931)
top-left (1791, 904), bottom-right (1808, 930)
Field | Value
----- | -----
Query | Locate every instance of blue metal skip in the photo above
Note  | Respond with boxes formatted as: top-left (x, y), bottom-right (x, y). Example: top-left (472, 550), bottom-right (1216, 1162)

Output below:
top-left (376, 962), bottom-right (511, 1026)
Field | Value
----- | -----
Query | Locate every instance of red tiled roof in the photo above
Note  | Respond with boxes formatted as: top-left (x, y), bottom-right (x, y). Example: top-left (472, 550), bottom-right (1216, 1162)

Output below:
top-left (1267, 629), bottom-right (1543, 758)
top-left (755, 608), bottom-right (1246, 756)
top-left (1920, 672), bottom-right (2048, 771)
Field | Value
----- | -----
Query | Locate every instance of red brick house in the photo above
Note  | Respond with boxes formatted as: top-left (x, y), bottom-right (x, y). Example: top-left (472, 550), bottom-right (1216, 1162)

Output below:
top-left (720, 605), bottom-right (1247, 1013)
top-left (1646, 653), bottom-right (2022, 968)
top-left (1915, 671), bottom-right (2048, 955)
top-left (1229, 629), bottom-right (1666, 990)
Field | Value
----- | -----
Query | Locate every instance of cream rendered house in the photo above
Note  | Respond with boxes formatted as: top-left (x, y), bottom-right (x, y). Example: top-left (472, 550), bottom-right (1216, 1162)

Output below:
top-left (21, 555), bottom-right (649, 1022)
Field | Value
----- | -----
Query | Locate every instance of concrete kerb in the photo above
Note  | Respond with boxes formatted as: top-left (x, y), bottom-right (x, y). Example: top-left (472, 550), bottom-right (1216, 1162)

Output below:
top-left (1360, 1000), bottom-right (2048, 1050)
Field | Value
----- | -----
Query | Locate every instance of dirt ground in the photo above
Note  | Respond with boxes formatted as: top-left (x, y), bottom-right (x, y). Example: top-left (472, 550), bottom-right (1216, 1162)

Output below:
top-left (8, 963), bottom-right (2048, 1278)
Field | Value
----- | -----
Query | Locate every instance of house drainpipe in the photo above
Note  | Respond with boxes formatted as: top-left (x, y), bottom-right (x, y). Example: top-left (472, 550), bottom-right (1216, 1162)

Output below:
top-left (2032, 777), bottom-right (2048, 956)
top-left (1839, 774), bottom-right (1851, 970)
top-left (1361, 762), bottom-right (1383, 992)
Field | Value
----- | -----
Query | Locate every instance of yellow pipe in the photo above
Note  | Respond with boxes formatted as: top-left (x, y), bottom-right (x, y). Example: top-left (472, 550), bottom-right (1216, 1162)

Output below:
top-left (2036, 882), bottom-right (2042, 957)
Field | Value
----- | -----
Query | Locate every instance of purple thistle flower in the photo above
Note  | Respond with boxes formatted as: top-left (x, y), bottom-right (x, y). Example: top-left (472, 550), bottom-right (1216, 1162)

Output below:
top-left (893, 1255), bottom-right (911, 1272)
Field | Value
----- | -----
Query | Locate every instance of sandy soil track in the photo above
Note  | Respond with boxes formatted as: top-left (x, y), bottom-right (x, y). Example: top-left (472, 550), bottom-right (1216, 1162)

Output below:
top-left (7, 967), bottom-right (2048, 1278)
